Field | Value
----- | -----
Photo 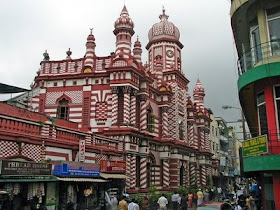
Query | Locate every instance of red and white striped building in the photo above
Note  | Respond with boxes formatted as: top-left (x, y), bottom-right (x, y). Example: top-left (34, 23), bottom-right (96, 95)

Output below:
top-left (10, 6), bottom-right (214, 193)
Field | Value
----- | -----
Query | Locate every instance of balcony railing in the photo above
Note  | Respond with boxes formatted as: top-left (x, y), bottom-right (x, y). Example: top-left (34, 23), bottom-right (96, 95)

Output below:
top-left (237, 40), bottom-right (280, 76)
top-left (266, 130), bottom-right (280, 155)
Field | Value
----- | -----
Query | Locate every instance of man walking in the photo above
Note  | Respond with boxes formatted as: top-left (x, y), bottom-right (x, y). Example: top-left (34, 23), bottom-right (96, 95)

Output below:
top-left (157, 194), bottom-right (168, 210)
top-left (171, 191), bottom-right (180, 210)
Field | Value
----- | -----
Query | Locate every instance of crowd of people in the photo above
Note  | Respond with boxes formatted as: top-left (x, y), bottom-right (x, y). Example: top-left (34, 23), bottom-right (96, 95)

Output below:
top-left (103, 182), bottom-right (262, 210)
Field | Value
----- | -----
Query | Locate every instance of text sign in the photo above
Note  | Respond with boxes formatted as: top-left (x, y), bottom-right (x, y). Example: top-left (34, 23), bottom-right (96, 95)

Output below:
top-left (242, 135), bottom-right (268, 157)
top-left (100, 160), bottom-right (126, 173)
top-left (79, 140), bottom-right (86, 162)
top-left (53, 161), bottom-right (100, 177)
top-left (0, 160), bottom-right (52, 176)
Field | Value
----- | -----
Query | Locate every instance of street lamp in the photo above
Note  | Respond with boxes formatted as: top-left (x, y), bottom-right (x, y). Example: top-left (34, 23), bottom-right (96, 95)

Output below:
top-left (222, 105), bottom-right (247, 141)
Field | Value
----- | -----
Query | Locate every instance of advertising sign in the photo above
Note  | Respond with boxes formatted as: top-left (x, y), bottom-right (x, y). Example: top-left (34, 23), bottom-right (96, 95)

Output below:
top-left (242, 135), bottom-right (268, 157)
top-left (100, 160), bottom-right (126, 173)
top-left (0, 160), bottom-right (52, 176)
top-left (79, 139), bottom-right (86, 162)
top-left (53, 161), bottom-right (100, 177)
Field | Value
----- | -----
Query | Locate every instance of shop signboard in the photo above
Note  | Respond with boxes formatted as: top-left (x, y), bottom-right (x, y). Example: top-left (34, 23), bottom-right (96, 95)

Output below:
top-left (0, 160), bottom-right (52, 176)
top-left (79, 139), bottom-right (86, 162)
top-left (100, 160), bottom-right (126, 173)
top-left (242, 135), bottom-right (268, 157)
top-left (53, 161), bottom-right (100, 177)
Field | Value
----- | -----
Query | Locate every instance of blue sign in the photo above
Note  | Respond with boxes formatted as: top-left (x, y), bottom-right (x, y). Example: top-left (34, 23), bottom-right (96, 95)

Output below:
top-left (53, 161), bottom-right (100, 177)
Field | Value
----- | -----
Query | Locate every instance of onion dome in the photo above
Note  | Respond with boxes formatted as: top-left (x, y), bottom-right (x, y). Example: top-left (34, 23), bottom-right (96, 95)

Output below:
top-left (114, 5), bottom-right (134, 35)
top-left (148, 8), bottom-right (180, 42)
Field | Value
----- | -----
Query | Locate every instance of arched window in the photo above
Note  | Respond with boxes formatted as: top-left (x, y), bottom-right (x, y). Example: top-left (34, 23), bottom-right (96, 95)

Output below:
top-left (57, 98), bottom-right (69, 120)
top-left (180, 164), bottom-right (185, 186)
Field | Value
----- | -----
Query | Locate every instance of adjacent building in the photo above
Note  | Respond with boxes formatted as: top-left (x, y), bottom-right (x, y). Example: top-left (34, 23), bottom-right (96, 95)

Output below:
top-left (231, 0), bottom-right (280, 209)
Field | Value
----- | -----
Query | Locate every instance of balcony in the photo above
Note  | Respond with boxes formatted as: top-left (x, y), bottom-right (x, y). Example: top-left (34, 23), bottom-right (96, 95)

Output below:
top-left (237, 40), bottom-right (280, 76)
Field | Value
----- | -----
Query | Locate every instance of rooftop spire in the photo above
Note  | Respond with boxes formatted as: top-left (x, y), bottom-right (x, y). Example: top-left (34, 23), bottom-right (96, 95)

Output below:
top-left (159, 6), bottom-right (169, 21)
top-left (121, 5), bottom-right (129, 15)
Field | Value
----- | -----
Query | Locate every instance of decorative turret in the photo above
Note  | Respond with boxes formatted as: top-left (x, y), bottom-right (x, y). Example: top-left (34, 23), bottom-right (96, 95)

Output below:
top-left (114, 5), bottom-right (135, 58)
top-left (193, 79), bottom-right (205, 109)
top-left (133, 36), bottom-right (142, 64)
top-left (84, 28), bottom-right (96, 69)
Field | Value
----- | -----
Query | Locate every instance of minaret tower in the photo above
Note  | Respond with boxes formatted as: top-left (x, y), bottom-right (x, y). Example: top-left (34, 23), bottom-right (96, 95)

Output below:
top-left (146, 8), bottom-right (184, 84)
top-left (84, 29), bottom-right (96, 69)
top-left (114, 5), bottom-right (135, 58)
top-left (133, 36), bottom-right (142, 64)
top-left (193, 78), bottom-right (205, 109)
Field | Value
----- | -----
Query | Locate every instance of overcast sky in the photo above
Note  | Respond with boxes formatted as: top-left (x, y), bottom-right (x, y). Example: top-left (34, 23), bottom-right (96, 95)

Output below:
top-left (0, 0), bottom-right (243, 122)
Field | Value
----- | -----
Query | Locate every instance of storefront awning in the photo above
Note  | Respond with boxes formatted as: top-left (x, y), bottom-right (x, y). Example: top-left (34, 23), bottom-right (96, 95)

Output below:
top-left (100, 173), bottom-right (128, 179)
top-left (56, 177), bottom-right (108, 182)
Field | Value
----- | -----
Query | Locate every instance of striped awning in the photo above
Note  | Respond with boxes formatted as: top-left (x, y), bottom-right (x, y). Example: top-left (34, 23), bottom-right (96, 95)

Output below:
top-left (56, 177), bottom-right (108, 182)
top-left (100, 173), bottom-right (127, 179)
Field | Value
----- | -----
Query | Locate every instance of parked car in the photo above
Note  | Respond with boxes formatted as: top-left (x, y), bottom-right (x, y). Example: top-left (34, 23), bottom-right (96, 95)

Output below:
top-left (197, 202), bottom-right (232, 210)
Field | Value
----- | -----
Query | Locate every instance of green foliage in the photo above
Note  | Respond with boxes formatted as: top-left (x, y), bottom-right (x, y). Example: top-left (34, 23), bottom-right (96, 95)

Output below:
top-left (148, 184), bottom-right (160, 202)
top-left (177, 186), bottom-right (186, 195)
top-left (130, 194), bottom-right (143, 206)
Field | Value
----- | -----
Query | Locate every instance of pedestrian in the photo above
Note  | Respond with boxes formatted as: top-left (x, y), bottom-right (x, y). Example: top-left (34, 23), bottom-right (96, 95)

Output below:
top-left (157, 194), bottom-right (168, 210)
top-left (217, 187), bottom-right (222, 201)
top-left (204, 189), bottom-right (210, 202)
top-left (197, 189), bottom-right (204, 206)
top-left (142, 196), bottom-right (149, 210)
top-left (180, 193), bottom-right (187, 210)
top-left (171, 191), bottom-right (180, 210)
top-left (209, 188), bottom-right (214, 201)
top-left (128, 199), bottom-right (137, 210)
top-left (187, 191), bottom-right (193, 208)
top-left (118, 195), bottom-right (128, 210)
top-left (234, 201), bottom-right (242, 210)
top-left (193, 192), bottom-right (198, 207)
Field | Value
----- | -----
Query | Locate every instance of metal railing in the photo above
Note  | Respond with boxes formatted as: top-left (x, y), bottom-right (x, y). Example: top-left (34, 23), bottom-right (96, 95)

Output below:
top-left (237, 39), bottom-right (280, 76)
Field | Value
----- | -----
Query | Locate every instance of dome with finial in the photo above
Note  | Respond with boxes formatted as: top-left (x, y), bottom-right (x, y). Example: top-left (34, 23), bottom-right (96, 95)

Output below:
top-left (87, 28), bottom-right (95, 41)
top-left (148, 8), bottom-right (180, 42)
top-left (114, 5), bottom-right (134, 35)
top-left (134, 36), bottom-right (141, 48)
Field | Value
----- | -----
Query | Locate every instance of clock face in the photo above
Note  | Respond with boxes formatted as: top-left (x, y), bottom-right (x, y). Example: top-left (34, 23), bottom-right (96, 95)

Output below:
top-left (166, 50), bottom-right (174, 58)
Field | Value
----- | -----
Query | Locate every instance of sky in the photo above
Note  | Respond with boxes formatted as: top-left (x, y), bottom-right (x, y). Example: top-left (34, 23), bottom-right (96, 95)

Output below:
top-left (0, 0), bottom-right (243, 122)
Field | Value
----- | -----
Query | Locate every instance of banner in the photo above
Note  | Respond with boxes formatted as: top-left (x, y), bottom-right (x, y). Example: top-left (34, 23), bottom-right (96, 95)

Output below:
top-left (79, 139), bottom-right (86, 162)
top-left (242, 135), bottom-right (268, 157)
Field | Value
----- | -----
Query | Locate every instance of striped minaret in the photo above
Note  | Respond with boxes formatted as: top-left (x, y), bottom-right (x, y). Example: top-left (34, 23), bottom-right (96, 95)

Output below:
top-left (126, 154), bottom-right (131, 189)
top-left (161, 107), bottom-right (169, 138)
top-left (133, 36), bottom-right (142, 64)
top-left (162, 159), bottom-right (170, 188)
top-left (140, 156), bottom-right (148, 189)
top-left (189, 163), bottom-right (197, 186)
top-left (114, 5), bottom-right (134, 58)
top-left (130, 155), bottom-right (136, 188)
top-left (111, 87), bottom-right (119, 125)
top-left (139, 94), bottom-right (148, 131)
top-left (130, 90), bottom-right (137, 126)
top-left (84, 29), bottom-right (96, 68)
top-left (123, 86), bottom-right (131, 124)
top-left (201, 165), bottom-right (207, 186)
top-left (169, 158), bottom-right (179, 188)
top-left (194, 126), bottom-right (199, 149)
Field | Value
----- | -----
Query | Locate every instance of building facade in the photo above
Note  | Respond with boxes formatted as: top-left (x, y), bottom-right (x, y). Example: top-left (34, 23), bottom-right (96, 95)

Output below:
top-left (4, 6), bottom-right (216, 194)
top-left (231, 0), bottom-right (280, 209)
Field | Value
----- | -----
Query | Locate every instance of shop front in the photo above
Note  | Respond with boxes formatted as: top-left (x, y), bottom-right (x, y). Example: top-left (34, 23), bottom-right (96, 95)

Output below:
top-left (100, 160), bottom-right (127, 198)
top-left (0, 159), bottom-right (56, 210)
top-left (53, 161), bottom-right (108, 210)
